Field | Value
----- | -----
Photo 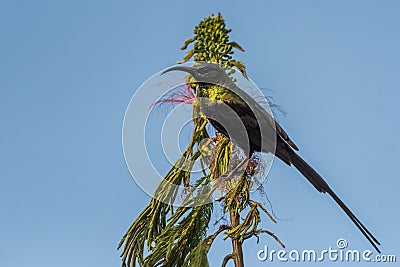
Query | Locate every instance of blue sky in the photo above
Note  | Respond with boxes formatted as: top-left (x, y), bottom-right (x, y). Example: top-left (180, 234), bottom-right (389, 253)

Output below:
top-left (1, 0), bottom-right (399, 266)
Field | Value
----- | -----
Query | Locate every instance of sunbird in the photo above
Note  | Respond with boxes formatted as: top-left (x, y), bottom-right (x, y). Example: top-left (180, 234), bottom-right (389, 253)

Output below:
top-left (162, 63), bottom-right (380, 253)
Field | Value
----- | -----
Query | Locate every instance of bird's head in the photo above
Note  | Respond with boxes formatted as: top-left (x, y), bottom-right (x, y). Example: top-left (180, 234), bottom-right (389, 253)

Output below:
top-left (162, 63), bottom-right (234, 101)
top-left (162, 63), bottom-right (229, 84)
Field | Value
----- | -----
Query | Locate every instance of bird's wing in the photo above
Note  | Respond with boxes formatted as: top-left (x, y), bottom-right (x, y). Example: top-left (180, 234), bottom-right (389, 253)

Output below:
top-left (225, 81), bottom-right (299, 151)
top-left (274, 120), bottom-right (299, 151)
top-left (240, 115), bottom-right (259, 128)
top-left (239, 92), bottom-right (300, 151)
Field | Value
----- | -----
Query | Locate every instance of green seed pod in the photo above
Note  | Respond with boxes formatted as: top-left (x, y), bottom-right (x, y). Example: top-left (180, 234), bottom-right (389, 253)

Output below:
top-left (179, 13), bottom-right (246, 79)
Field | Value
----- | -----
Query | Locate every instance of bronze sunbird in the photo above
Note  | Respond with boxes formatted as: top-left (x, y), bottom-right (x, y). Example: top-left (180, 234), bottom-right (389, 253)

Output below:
top-left (163, 63), bottom-right (381, 253)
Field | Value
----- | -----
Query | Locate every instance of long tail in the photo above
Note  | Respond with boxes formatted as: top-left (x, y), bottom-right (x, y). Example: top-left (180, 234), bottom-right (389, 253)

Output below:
top-left (287, 150), bottom-right (381, 253)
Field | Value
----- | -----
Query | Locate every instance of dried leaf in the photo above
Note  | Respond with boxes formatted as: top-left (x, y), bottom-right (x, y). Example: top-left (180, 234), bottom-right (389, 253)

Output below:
top-left (183, 49), bottom-right (195, 62)
top-left (181, 37), bottom-right (195, 50)
top-left (228, 41), bottom-right (245, 52)
top-left (231, 60), bottom-right (248, 79)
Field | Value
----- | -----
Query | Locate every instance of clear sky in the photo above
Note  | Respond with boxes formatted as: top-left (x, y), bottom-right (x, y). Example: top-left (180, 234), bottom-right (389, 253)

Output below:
top-left (1, 0), bottom-right (399, 266)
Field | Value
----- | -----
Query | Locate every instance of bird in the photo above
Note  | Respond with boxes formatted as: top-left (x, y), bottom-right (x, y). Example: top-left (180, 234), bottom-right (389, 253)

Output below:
top-left (162, 63), bottom-right (381, 253)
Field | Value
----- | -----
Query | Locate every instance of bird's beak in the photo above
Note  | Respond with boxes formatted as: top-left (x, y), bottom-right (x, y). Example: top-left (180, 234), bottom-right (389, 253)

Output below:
top-left (161, 66), bottom-right (197, 77)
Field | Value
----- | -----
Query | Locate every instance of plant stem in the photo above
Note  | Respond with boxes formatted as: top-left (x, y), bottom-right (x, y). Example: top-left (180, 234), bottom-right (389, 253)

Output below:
top-left (230, 208), bottom-right (244, 267)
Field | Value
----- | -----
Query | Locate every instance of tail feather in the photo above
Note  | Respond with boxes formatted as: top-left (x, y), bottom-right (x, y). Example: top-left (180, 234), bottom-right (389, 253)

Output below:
top-left (288, 151), bottom-right (381, 253)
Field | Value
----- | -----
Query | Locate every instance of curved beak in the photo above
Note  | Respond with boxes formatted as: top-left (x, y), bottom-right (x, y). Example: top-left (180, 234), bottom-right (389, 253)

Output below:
top-left (161, 66), bottom-right (197, 77)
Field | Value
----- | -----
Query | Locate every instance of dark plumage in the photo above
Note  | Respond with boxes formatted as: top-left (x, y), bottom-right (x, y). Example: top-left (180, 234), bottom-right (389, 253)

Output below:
top-left (162, 64), bottom-right (381, 252)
